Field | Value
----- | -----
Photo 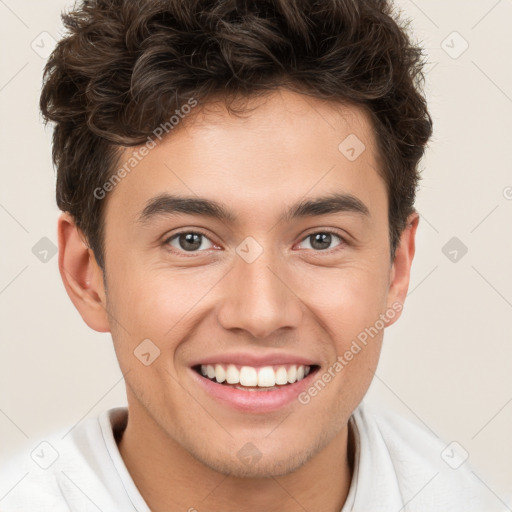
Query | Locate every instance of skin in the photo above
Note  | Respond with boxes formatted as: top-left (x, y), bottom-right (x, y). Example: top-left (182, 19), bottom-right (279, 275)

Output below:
top-left (58, 89), bottom-right (418, 512)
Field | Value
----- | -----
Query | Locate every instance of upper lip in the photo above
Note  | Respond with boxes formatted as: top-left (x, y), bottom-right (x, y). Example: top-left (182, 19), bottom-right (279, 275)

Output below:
top-left (189, 352), bottom-right (319, 368)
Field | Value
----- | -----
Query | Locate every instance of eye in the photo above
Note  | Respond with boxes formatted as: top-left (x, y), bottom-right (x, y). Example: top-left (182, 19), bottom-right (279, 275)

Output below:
top-left (296, 231), bottom-right (345, 252)
top-left (165, 231), bottom-right (215, 253)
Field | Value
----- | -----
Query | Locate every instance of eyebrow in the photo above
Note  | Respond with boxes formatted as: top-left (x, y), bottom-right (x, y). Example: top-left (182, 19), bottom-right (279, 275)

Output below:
top-left (138, 192), bottom-right (370, 225)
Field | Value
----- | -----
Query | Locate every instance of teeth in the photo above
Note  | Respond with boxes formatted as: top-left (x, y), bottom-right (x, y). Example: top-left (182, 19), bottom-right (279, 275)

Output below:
top-left (257, 366), bottom-right (276, 387)
top-left (199, 363), bottom-right (312, 387)
top-left (287, 365), bottom-right (297, 384)
top-left (239, 366), bottom-right (258, 386)
top-left (226, 364), bottom-right (239, 384)
top-left (275, 367), bottom-right (288, 385)
top-left (215, 364), bottom-right (226, 383)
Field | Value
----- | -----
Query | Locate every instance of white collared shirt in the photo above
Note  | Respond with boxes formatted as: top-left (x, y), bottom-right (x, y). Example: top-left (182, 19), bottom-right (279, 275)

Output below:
top-left (0, 401), bottom-right (509, 511)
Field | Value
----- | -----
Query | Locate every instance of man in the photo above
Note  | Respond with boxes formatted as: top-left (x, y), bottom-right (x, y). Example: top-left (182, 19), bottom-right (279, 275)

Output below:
top-left (0, 0), bottom-right (507, 510)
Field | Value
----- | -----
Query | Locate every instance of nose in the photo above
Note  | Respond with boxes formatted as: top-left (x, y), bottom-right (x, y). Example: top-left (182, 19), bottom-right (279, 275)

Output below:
top-left (216, 246), bottom-right (303, 339)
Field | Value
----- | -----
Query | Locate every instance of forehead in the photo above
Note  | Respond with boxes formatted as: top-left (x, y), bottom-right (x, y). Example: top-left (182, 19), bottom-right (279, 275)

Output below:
top-left (105, 89), bottom-right (386, 226)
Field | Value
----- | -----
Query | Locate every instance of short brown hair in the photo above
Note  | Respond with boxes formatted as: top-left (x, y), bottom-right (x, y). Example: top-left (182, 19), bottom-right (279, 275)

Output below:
top-left (41, 0), bottom-right (433, 270)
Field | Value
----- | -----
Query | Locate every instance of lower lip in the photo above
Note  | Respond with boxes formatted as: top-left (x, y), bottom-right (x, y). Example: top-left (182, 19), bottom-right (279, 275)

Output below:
top-left (189, 367), bottom-right (318, 413)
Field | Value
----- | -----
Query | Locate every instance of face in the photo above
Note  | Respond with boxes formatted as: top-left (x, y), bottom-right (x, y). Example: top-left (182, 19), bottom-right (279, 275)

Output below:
top-left (89, 89), bottom-right (412, 477)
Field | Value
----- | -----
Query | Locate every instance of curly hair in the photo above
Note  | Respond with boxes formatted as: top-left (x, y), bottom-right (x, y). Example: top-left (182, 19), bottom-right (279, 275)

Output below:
top-left (40, 0), bottom-right (433, 270)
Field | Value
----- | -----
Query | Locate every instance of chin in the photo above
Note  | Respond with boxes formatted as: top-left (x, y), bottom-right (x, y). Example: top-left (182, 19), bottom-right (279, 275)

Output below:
top-left (208, 441), bottom-right (317, 478)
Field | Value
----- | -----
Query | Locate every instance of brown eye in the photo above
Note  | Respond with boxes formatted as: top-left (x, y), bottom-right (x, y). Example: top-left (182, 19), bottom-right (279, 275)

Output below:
top-left (297, 231), bottom-right (344, 252)
top-left (166, 232), bottom-right (214, 252)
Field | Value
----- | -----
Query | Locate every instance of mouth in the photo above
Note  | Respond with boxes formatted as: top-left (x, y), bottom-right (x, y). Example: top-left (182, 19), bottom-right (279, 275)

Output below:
top-left (192, 363), bottom-right (320, 392)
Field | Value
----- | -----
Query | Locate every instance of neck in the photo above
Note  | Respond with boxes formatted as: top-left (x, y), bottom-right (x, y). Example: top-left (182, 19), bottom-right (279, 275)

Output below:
top-left (117, 402), bottom-right (355, 512)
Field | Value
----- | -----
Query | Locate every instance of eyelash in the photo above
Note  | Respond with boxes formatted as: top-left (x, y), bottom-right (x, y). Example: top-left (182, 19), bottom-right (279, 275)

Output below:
top-left (163, 229), bottom-right (347, 256)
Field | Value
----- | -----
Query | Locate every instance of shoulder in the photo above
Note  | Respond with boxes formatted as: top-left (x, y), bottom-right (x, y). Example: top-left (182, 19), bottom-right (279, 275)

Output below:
top-left (0, 407), bottom-right (133, 511)
top-left (349, 400), bottom-right (510, 511)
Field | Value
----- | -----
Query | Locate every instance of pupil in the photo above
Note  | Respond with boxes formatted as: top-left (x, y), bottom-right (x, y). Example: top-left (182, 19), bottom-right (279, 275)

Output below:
top-left (311, 233), bottom-right (331, 250)
top-left (180, 233), bottom-right (202, 251)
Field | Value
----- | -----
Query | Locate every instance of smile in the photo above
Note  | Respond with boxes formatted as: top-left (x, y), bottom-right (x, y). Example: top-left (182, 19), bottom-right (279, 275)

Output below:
top-left (195, 363), bottom-right (315, 391)
top-left (190, 361), bottom-right (320, 412)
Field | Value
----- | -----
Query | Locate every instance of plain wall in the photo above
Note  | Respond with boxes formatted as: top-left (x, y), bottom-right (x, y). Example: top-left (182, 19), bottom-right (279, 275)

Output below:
top-left (1, 0), bottom-right (511, 500)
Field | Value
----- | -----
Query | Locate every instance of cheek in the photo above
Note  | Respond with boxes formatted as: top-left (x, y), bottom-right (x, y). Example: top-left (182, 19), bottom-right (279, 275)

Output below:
top-left (108, 264), bottom-right (214, 335)
top-left (103, 271), bottom-right (178, 372)
top-left (295, 265), bottom-right (388, 420)
top-left (290, 260), bottom-right (389, 398)
top-left (293, 260), bottom-right (391, 335)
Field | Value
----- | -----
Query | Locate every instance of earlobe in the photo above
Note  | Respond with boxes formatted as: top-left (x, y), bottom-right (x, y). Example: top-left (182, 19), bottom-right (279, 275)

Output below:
top-left (57, 212), bottom-right (110, 333)
top-left (385, 212), bottom-right (420, 327)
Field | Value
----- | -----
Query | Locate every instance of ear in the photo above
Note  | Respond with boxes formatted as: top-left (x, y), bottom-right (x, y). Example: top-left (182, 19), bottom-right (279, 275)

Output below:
top-left (385, 212), bottom-right (419, 327)
top-left (57, 212), bottom-right (110, 332)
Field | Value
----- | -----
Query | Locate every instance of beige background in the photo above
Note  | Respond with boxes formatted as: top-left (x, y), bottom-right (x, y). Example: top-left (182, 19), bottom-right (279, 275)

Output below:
top-left (1, 0), bottom-right (511, 503)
